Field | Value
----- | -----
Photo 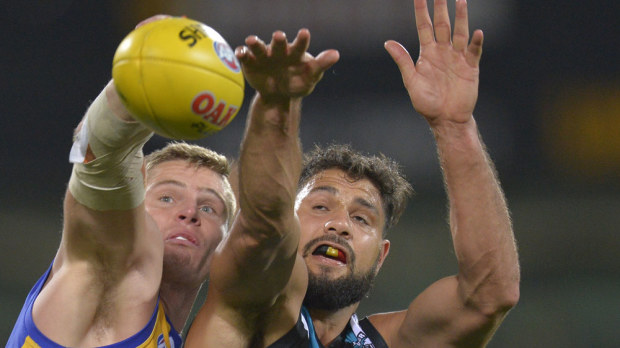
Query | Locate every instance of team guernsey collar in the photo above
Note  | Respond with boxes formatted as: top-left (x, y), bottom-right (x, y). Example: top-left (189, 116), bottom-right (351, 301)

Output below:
top-left (300, 306), bottom-right (378, 348)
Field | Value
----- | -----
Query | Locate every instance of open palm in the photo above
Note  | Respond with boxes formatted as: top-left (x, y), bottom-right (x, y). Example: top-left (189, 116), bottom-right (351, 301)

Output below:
top-left (386, 0), bottom-right (483, 126)
top-left (236, 29), bottom-right (339, 103)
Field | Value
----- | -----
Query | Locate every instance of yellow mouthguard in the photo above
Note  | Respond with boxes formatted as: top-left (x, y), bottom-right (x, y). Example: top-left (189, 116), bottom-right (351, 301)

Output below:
top-left (326, 246), bottom-right (339, 258)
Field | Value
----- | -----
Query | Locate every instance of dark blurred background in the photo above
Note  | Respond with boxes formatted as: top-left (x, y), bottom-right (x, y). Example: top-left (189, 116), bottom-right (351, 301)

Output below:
top-left (1, 1), bottom-right (619, 346)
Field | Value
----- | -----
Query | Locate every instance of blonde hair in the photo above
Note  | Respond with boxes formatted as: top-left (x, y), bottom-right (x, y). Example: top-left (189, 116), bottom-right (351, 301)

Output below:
top-left (145, 142), bottom-right (237, 229)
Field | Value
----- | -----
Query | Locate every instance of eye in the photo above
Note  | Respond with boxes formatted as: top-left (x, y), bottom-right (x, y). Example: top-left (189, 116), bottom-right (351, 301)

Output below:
top-left (313, 204), bottom-right (328, 211)
top-left (353, 215), bottom-right (369, 225)
top-left (200, 205), bottom-right (215, 214)
top-left (159, 195), bottom-right (173, 203)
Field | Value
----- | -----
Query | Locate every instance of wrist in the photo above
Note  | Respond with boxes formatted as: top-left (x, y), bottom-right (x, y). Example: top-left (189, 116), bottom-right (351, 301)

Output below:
top-left (247, 93), bottom-right (302, 135)
top-left (430, 117), bottom-right (481, 146)
top-left (69, 89), bottom-right (153, 210)
top-left (105, 80), bottom-right (136, 122)
top-left (255, 92), bottom-right (302, 110)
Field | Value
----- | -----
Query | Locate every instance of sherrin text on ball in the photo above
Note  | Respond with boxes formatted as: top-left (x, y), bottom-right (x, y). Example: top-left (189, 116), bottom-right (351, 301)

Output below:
top-left (112, 17), bottom-right (244, 140)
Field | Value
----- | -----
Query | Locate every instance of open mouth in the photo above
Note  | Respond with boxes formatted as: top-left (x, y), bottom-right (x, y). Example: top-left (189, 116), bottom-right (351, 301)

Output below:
top-left (166, 232), bottom-right (198, 246)
top-left (312, 244), bottom-right (347, 264)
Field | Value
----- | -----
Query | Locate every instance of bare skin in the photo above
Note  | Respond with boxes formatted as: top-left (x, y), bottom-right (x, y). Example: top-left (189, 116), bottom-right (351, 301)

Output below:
top-left (32, 98), bottom-right (231, 346)
top-left (187, 1), bottom-right (519, 347)
top-left (185, 29), bottom-right (340, 347)
top-left (29, 16), bottom-right (233, 346)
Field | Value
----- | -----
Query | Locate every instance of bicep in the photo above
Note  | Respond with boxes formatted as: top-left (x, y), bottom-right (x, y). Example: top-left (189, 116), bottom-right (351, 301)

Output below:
top-left (60, 190), bottom-right (154, 268)
top-left (390, 275), bottom-right (507, 347)
top-left (32, 191), bottom-right (160, 342)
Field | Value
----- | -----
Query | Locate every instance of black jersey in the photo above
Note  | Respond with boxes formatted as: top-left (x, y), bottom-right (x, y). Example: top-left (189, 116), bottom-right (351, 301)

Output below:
top-left (268, 306), bottom-right (389, 348)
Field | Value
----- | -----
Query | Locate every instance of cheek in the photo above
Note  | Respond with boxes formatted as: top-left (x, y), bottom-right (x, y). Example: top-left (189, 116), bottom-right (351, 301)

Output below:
top-left (144, 200), bottom-right (159, 217)
top-left (356, 239), bottom-right (382, 266)
top-left (203, 221), bottom-right (225, 244)
top-left (298, 216), bottom-right (320, 243)
top-left (298, 208), bottom-right (323, 230)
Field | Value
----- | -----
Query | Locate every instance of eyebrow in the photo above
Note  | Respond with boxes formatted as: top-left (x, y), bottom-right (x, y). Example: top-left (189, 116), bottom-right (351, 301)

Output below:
top-left (310, 185), bottom-right (380, 215)
top-left (310, 185), bottom-right (338, 195)
top-left (151, 179), bottom-right (186, 190)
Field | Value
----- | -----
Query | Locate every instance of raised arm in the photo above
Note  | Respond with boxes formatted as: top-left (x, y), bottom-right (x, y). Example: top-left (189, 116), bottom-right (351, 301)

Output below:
top-left (196, 27), bottom-right (338, 313)
top-left (185, 29), bottom-right (338, 347)
top-left (31, 79), bottom-right (160, 346)
top-left (381, 0), bottom-right (520, 346)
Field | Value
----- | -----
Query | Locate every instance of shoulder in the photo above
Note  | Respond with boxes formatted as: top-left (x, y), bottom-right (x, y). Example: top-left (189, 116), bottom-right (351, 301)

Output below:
top-left (365, 310), bottom-right (408, 347)
top-left (266, 309), bottom-right (311, 348)
top-left (7, 264), bottom-right (55, 347)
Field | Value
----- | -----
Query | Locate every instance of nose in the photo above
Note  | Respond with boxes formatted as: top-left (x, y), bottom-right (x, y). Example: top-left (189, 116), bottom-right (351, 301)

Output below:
top-left (323, 210), bottom-right (351, 238)
top-left (177, 204), bottom-right (200, 225)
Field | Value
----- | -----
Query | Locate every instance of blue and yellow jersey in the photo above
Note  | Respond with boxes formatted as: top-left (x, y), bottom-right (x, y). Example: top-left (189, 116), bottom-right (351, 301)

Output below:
top-left (7, 263), bottom-right (182, 348)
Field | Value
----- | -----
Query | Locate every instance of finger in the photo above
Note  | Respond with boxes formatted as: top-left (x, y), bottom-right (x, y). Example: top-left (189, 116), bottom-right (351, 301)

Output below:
top-left (270, 31), bottom-right (288, 58)
top-left (314, 49), bottom-right (340, 73)
top-left (135, 14), bottom-right (170, 29)
top-left (466, 29), bottom-right (483, 67)
top-left (245, 35), bottom-right (268, 60)
top-left (289, 29), bottom-right (311, 62)
top-left (384, 40), bottom-right (417, 83)
top-left (452, 0), bottom-right (470, 51)
top-left (433, 0), bottom-right (452, 45)
top-left (414, 0), bottom-right (435, 46)
top-left (235, 46), bottom-right (252, 64)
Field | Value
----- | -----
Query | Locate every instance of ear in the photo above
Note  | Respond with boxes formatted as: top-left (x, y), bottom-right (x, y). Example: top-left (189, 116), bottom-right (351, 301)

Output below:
top-left (374, 239), bottom-right (391, 274)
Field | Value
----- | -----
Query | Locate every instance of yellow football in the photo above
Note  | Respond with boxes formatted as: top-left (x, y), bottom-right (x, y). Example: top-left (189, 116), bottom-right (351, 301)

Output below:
top-left (112, 17), bottom-right (244, 140)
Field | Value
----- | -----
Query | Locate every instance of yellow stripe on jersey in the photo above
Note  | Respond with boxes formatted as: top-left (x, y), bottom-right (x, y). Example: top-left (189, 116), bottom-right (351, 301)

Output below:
top-left (21, 336), bottom-right (41, 348)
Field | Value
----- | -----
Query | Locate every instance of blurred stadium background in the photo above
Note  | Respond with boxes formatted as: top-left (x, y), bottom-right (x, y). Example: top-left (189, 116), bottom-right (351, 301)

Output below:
top-left (1, 1), bottom-right (618, 346)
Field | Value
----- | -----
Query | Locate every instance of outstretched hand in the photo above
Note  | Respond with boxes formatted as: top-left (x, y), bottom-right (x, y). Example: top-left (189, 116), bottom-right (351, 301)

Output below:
top-left (236, 29), bottom-right (340, 104)
top-left (385, 0), bottom-right (483, 126)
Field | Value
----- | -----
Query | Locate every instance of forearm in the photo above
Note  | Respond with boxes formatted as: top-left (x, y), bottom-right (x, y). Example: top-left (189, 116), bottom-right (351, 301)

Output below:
top-left (208, 92), bottom-right (302, 305)
top-left (433, 117), bottom-right (519, 313)
top-left (69, 82), bottom-right (152, 211)
top-left (105, 80), bottom-right (135, 122)
top-left (64, 82), bottom-right (153, 257)
top-left (238, 93), bottom-right (303, 238)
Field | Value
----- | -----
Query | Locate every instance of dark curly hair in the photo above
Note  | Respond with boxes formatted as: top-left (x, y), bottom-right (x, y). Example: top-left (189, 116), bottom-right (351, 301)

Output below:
top-left (299, 144), bottom-right (413, 235)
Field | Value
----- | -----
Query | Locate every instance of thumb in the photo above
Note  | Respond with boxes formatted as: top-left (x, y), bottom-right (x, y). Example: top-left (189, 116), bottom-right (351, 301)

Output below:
top-left (315, 49), bottom-right (340, 73)
top-left (384, 40), bottom-right (416, 82)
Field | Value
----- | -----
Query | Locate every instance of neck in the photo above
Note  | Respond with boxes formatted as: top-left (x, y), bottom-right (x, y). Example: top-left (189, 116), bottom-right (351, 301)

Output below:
top-left (159, 278), bottom-right (203, 333)
top-left (306, 302), bottom-right (360, 346)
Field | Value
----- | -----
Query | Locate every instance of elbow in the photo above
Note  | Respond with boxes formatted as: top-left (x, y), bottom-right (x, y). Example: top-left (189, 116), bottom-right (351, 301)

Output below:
top-left (498, 262), bottom-right (521, 311)
top-left (462, 267), bottom-right (521, 318)
top-left (490, 281), bottom-right (520, 316)
top-left (481, 277), bottom-right (521, 318)
top-left (238, 203), bottom-right (299, 240)
top-left (466, 285), bottom-right (519, 321)
top-left (504, 277), bottom-right (521, 308)
top-left (461, 246), bottom-right (521, 316)
top-left (238, 183), bottom-right (298, 233)
top-left (245, 205), bottom-right (299, 244)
